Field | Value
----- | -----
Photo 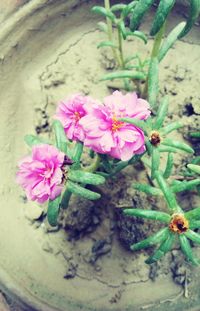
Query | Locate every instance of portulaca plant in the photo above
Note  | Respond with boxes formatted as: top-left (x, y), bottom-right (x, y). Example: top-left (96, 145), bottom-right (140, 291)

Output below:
top-left (17, 0), bottom-right (200, 265)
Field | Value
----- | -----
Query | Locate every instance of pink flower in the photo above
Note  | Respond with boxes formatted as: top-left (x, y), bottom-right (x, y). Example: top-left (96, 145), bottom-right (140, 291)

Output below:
top-left (16, 144), bottom-right (65, 204)
top-left (54, 94), bottom-right (98, 141)
top-left (80, 91), bottom-right (150, 161)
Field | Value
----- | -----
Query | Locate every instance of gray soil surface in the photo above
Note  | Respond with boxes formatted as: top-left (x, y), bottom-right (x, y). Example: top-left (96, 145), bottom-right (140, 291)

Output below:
top-left (0, 1), bottom-right (199, 311)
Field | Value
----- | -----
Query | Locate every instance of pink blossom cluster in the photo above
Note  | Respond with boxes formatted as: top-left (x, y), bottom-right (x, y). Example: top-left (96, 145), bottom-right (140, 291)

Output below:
top-left (55, 91), bottom-right (150, 161)
top-left (16, 144), bottom-right (65, 204)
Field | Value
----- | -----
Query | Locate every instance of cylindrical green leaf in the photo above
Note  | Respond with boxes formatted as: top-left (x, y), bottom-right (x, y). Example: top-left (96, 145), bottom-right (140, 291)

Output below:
top-left (120, 117), bottom-right (148, 134)
top-left (163, 153), bottom-right (173, 179)
top-left (151, 147), bottom-right (160, 179)
top-left (178, 0), bottom-right (200, 39)
top-left (123, 208), bottom-right (171, 223)
top-left (122, 1), bottom-right (137, 18)
top-left (185, 207), bottom-right (200, 220)
top-left (110, 3), bottom-right (126, 12)
top-left (126, 30), bottom-right (148, 44)
top-left (24, 134), bottom-right (47, 147)
top-left (130, 227), bottom-right (169, 251)
top-left (148, 57), bottom-right (159, 109)
top-left (185, 229), bottom-right (200, 245)
top-left (60, 189), bottom-right (72, 210)
top-left (100, 70), bottom-right (146, 81)
top-left (190, 131), bottom-right (200, 138)
top-left (47, 196), bottom-right (61, 227)
top-left (158, 22), bottom-right (186, 62)
top-left (91, 6), bottom-right (116, 21)
top-left (154, 96), bottom-right (168, 129)
top-left (53, 120), bottom-right (68, 155)
top-left (188, 164), bottom-right (200, 175)
top-left (133, 183), bottom-right (162, 196)
top-left (145, 231), bottom-right (175, 264)
top-left (162, 138), bottom-right (194, 154)
top-left (189, 220), bottom-right (200, 230)
top-left (172, 179), bottom-right (200, 193)
top-left (155, 170), bottom-right (178, 211)
top-left (97, 41), bottom-right (118, 49)
top-left (179, 234), bottom-right (199, 265)
top-left (161, 121), bottom-right (183, 135)
top-left (130, 0), bottom-right (154, 31)
top-left (68, 170), bottom-right (105, 185)
top-left (67, 181), bottom-right (101, 200)
top-left (158, 145), bottom-right (178, 153)
top-left (71, 141), bottom-right (83, 162)
top-left (150, 0), bottom-right (175, 36)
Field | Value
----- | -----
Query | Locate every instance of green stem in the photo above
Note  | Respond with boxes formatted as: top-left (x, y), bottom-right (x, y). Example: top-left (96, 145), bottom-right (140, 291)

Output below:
top-left (143, 21), bottom-right (166, 98)
top-left (104, 0), bottom-right (121, 67)
top-left (84, 154), bottom-right (101, 173)
top-left (117, 25), bottom-right (131, 91)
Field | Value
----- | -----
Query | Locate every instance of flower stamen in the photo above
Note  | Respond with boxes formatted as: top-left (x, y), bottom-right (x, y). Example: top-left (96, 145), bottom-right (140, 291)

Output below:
top-left (74, 111), bottom-right (81, 122)
top-left (111, 115), bottom-right (124, 132)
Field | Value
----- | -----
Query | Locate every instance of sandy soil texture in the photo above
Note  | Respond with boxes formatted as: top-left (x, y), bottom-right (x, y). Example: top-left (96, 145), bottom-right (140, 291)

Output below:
top-left (0, 1), bottom-right (199, 311)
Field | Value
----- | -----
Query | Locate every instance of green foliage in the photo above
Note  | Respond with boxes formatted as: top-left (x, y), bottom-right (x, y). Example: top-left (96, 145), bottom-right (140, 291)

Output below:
top-left (150, 0), bottom-right (176, 36)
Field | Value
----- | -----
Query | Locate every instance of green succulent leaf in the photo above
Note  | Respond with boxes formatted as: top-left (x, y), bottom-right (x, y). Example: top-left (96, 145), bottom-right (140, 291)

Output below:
top-left (148, 57), bottom-right (159, 109)
top-left (158, 145), bottom-right (179, 153)
top-left (190, 220), bottom-right (200, 230)
top-left (151, 147), bottom-right (160, 180)
top-left (71, 141), bottom-right (83, 163)
top-left (60, 189), bottom-right (72, 210)
top-left (24, 134), bottom-right (48, 147)
top-left (130, 227), bottom-right (169, 251)
top-left (155, 171), bottom-right (178, 211)
top-left (190, 131), bottom-right (200, 138)
top-left (97, 41), bottom-right (118, 49)
top-left (53, 120), bottom-right (69, 155)
top-left (163, 153), bottom-right (173, 179)
top-left (47, 195), bottom-right (61, 227)
top-left (67, 181), bottom-right (101, 200)
top-left (150, 0), bottom-right (175, 36)
top-left (179, 234), bottom-right (199, 265)
top-left (97, 21), bottom-right (108, 33)
top-left (119, 117), bottom-right (148, 134)
top-left (154, 96), bottom-right (168, 129)
top-left (171, 179), bottom-right (200, 193)
top-left (68, 170), bottom-right (105, 185)
top-left (122, 1), bottom-right (137, 18)
top-left (188, 164), bottom-right (200, 175)
top-left (158, 22), bottom-right (186, 62)
top-left (178, 0), bottom-right (200, 39)
top-left (161, 121), bottom-right (183, 135)
top-left (91, 6), bottom-right (116, 22)
top-left (162, 138), bottom-right (194, 154)
top-left (126, 30), bottom-right (148, 44)
top-left (133, 183), bottom-right (162, 196)
top-left (145, 231), bottom-right (175, 264)
top-left (110, 3), bottom-right (126, 12)
top-left (185, 207), bottom-right (200, 220)
top-left (185, 229), bottom-right (200, 245)
top-left (130, 0), bottom-right (154, 31)
top-left (100, 70), bottom-right (146, 81)
top-left (123, 208), bottom-right (171, 223)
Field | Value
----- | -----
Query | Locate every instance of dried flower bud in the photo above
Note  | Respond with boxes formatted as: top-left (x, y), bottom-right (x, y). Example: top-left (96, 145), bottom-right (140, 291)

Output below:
top-left (149, 130), bottom-right (161, 146)
top-left (169, 213), bottom-right (189, 234)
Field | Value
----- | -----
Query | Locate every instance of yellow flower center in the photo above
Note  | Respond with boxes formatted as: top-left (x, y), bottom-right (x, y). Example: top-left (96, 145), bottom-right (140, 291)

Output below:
top-left (111, 115), bottom-right (124, 132)
top-left (74, 111), bottom-right (81, 122)
top-left (169, 213), bottom-right (189, 234)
